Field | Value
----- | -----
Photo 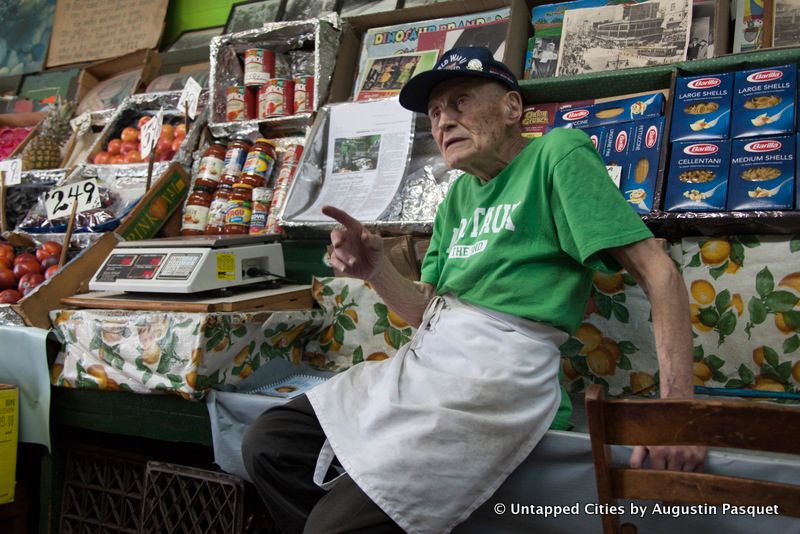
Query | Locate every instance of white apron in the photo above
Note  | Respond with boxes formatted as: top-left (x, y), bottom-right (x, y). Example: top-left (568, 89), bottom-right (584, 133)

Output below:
top-left (306, 295), bottom-right (568, 534)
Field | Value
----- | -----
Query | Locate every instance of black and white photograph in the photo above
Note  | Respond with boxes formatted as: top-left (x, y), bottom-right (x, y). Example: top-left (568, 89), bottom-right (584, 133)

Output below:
top-left (532, 38), bottom-right (559, 78)
top-left (401, 0), bottom-right (440, 7)
top-left (333, 135), bottom-right (381, 173)
top-left (282, 0), bottom-right (338, 21)
top-left (224, 0), bottom-right (283, 34)
top-left (773, 0), bottom-right (800, 48)
top-left (556, 0), bottom-right (691, 77)
top-left (167, 26), bottom-right (225, 52)
top-left (340, 0), bottom-right (398, 17)
top-left (686, 0), bottom-right (716, 60)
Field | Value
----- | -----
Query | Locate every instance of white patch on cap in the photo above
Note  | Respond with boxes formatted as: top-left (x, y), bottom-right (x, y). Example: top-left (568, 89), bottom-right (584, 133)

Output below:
top-left (467, 59), bottom-right (483, 71)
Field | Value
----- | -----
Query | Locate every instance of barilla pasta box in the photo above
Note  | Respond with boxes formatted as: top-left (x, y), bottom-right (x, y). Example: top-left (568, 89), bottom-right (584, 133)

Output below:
top-left (554, 92), bottom-right (665, 129)
top-left (731, 64), bottom-right (797, 138)
top-left (665, 140), bottom-right (731, 211)
top-left (521, 102), bottom-right (558, 138)
top-left (621, 117), bottom-right (664, 214)
top-left (600, 123), bottom-right (634, 188)
top-left (670, 72), bottom-right (733, 141)
top-left (797, 134), bottom-right (800, 210)
top-left (579, 125), bottom-right (607, 154)
top-left (728, 137), bottom-right (795, 210)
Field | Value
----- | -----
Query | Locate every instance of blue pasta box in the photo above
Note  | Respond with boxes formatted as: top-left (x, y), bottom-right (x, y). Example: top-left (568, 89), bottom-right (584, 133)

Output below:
top-left (728, 137), bottom-right (795, 210)
top-left (731, 64), bottom-right (797, 139)
top-left (665, 140), bottom-right (731, 212)
top-left (554, 92), bottom-right (665, 129)
top-left (600, 123), bottom-right (634, 188)
top-left (670, 72), bottom-right (733, 141)
top-left (797, 134), bottom-right (800, 210)
top-left (621, 117), bottom-right (664, 214)
top-left (579, 125), bottom-right (607, 154)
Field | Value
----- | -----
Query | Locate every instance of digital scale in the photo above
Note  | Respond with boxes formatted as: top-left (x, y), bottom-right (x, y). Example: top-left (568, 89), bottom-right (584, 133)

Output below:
top-left (89, 235), bottom-right (285, 294)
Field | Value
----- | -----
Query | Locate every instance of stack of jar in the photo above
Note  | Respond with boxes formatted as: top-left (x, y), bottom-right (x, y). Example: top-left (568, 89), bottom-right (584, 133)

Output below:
top-left (225, 48), bottom-right (314, 122)
top-left (181, 136), bottom-right (279, 236)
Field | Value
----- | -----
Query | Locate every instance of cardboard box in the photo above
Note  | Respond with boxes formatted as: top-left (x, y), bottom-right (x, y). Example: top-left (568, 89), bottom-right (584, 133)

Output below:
top-left (728, 136), bottom-right (795, 210)
top-left (600, 123), bottom-right (634, 188)
top-left (0, 384), bottom-right (19, 505)
top-left (115, 163), bottom-right (190, 241)
top-left (620, 117), bottom-right (665, 214)
top-left (75, 49), bottom-right (163, 115)
top-left (731, 63), bottom-right (796, 139)
top-left (554, 92), bottom-right (665, 129)
top-left (670, 72), bottom-right (733, 142)
top-left (664, 140), bottom-right (731, 212)
top-left (521, 102), bottom-right (557, 138)
top-left (579, 125), bottom-right (607, 152)
top-left (328, 0), bottom-right (531, 103)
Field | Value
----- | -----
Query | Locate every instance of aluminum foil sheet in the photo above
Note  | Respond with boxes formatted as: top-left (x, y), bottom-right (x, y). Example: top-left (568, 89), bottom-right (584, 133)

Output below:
top-left (83, 90), bottom-right (209, 173)
top-left (5, 170), bottom-right (63, 230)
top-left (279, 104), bottom-right (452, 238)
top-left (208, 18), bottom-right (341, 137)
top-left (0, 306), bottom-right (25, 327)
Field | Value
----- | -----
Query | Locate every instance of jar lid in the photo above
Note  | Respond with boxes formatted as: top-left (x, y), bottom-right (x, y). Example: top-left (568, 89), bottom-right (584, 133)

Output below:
top-left (232, 183), bottom-right (253, 189)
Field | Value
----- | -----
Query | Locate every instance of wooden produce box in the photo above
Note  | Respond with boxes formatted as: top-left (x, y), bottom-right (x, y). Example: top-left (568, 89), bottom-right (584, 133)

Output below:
top-left (329, 0), bottom-right (531, 103)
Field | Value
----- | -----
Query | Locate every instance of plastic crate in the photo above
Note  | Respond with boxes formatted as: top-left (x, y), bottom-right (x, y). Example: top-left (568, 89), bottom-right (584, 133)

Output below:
top-left (140, 462), bottom-right (244, 534)
top-left (59, 446), bottom-right (147, 534)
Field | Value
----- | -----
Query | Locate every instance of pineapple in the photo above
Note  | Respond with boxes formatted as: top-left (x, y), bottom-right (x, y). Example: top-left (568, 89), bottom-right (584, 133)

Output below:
top-left (21, 97), bottom-right (76, 171)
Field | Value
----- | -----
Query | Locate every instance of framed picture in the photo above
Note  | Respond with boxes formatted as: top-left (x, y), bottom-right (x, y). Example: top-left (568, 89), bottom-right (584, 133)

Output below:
top-left (282, 0), bottom-right (338, 21)
top-left (225, 0), bottom-right (284, 34)
top-left (167, 26), bottom-right (225, 52)
top-left (340, 0), bottom-right (397, 17)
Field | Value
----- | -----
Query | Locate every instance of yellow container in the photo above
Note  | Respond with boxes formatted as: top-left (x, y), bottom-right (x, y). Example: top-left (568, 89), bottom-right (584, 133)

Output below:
top-left (0, 384), bottom-right (19, 504)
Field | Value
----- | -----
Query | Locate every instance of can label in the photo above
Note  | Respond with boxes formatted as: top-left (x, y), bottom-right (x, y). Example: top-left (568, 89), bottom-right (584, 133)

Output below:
top-left (226, 86), bottom-right (246, 121)
top-left (294, 76), bottom-right (314, 113)
top-left (224, 199), bottom-right (252, 226)
top-left (182, 204), bottom-right (210, 231)
top-left (259, 79), bottom-right (295, 118)
top-left (223, 147), bottom-right (249, 178)
top-left (249, 187), bottom-right (273, 235)
top-left (205, 198), bottom-right (229, 231)
top-left (244, 48), bottom-right (275, 86)
top-left (242, 149), bottom-right (276, 179)
top-left (197, 155), bottom-right (224, 184)
top-left (265, 187), bottom-right (288, 234)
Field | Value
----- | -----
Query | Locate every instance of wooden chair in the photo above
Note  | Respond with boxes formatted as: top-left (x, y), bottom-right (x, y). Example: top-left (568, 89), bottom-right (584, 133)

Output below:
top-left (585, 383), bottom-right (800, 534)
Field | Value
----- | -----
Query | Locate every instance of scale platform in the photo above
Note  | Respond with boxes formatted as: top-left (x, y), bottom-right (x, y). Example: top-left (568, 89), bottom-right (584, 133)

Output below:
top-left (89, 235), bottom-right (285, 294)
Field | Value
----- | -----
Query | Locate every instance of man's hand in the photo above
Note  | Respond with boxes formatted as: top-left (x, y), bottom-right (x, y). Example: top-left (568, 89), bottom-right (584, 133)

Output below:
top-left (630, 445), bottom-right (706, 472)
top-left (323, 205), bottom-right (383, 281)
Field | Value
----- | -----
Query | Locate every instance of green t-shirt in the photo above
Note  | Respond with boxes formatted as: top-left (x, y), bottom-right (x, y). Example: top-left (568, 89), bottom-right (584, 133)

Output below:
top-left (420, 127), bottom-right (653, 335)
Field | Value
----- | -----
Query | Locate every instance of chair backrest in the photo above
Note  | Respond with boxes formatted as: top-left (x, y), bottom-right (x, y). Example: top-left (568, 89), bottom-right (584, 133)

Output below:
top-left (584, 383), bottom-right (800, 534)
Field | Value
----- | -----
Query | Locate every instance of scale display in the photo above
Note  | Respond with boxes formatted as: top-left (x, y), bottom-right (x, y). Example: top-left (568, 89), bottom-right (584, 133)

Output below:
top-left (95, 254), bottom-right (166, 282)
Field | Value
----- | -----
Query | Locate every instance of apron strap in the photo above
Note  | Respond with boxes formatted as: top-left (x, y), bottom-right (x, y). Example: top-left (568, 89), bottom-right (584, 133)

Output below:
top-left (313, 439), bottom-right (346, 490)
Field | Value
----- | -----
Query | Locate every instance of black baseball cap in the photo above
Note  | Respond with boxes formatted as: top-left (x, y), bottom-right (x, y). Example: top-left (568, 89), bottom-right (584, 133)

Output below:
top-left (398, 46), bottom-right (521, 114)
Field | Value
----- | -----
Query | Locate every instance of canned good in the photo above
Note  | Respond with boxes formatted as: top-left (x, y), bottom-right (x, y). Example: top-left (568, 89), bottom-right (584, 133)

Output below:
top-left (226, 85), bottom-right (246, 121)
top-left (244, 48), bottom-right (275, 86)
top-left (258, 79), bottom-right (295, 118)
top-left (293, 76), bottom-right (314, 113)
top-left (249, 187), bottom-right (274, 235)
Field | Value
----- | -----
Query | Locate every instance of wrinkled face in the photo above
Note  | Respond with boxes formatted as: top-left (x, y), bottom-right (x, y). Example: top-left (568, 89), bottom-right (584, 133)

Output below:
top-left (427, 77), bottom-right (510, 171)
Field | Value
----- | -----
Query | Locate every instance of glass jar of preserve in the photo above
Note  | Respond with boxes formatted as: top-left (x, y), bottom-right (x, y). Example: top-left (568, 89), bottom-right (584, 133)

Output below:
top-left (194, 143), bottom-right (227, 189)
top-left (204, 185), bottom-right (233, 235)
top-left (181, 188), bottom-right (213, 236)
top-left (222, 184), bottom-right (253, 234)
top-left (220, 135), bottom-right (252, 186)
top-left (238, 138), bottom-right (277, 188)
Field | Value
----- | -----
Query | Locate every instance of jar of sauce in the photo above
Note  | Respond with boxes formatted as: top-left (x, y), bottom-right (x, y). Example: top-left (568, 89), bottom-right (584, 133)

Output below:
top-left (222, 184), bottom-right (253, 234)
top-left (204, 185), bottom-right (233, 235)
top-left (238, 138), bottom-right (277, 189)
top-left (194, 143), bottom-right (227, 189)
top-left (181, 188), bottom-right (213, 236)
top-left (220, 136), bottom-right (252, 186)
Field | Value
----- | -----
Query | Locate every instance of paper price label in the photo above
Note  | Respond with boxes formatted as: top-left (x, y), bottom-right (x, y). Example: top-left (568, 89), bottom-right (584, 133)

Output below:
top-left (44, 179), bottom-right (101, 220)
top-left (140, 108), bottom-right (164, 159)
top-left (178, 77), bottom-right (202, 120)
top-left (0, 159), bottom-right (22, 186)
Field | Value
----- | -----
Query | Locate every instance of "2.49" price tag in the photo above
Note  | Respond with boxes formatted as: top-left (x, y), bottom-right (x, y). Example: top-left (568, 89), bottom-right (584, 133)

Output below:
top-left (44, 179), bottom-right (101, 221)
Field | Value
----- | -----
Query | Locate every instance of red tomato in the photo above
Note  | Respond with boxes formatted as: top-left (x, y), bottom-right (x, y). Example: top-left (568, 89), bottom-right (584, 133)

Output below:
top-left (138, 116), bottom-right (152, 129)
top-left (107, 138), bottom-right (123, 155)
top-left (120, 140), bottom-right (139, 155)
top-left (156, 138), bottom-right (172, 154)
top-left (93, 151), bottom-right (111, 165)
top-left (110, 154), bottom-right (127, 165)
top-left (121, 127), bottom-right (139, 142)
top-left (40, 241), bottom-right (62, 257)
top-left (44, 265), bottom-right (60, 280)
top-left (171, 137), bottom-right (183, 152)
top-left (0, 289), bottom-right (21, 303)
top-left (0, 256), bottom-right (12, 270)
top-left (159, 124), bottom-right (174, 141)
top-left (40, 255), bottom-right (60, 270)
top-left (13, 253), bottom-right (37, 266)
top-left (18, 272), bottom-right (45, 293)
top-left (174, 123), bottom-right (187, 138)
top-left (125, 151), bottom-right (144, 164)
top-left (0, 268), bottom-right (16, 290)
top-left (13, 261), bottom-right (41, 279)
top-left (0, 243), bottom-right (14, 257)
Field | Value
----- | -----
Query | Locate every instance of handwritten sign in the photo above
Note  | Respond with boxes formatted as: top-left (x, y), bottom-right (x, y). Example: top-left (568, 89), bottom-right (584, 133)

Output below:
top-left (178, 77), bottom-right (202, 120)
top-left (44, 179), bottom-right (101, 221)
top-left (0, 159), bottom-right (22, 186)
top-left (140, 109), bottom-right (164, 160)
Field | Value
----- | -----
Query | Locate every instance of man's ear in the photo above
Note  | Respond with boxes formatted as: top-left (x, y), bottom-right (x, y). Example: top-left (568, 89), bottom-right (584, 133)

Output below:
top-left (504, 91), bottom-right (524, 124)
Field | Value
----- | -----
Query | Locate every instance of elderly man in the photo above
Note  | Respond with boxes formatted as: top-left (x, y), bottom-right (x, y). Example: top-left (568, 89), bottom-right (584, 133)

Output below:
top-left (243, 47), bottom-right (704, 534)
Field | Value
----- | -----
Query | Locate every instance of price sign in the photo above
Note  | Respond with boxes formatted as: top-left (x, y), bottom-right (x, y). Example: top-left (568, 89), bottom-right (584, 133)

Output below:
top-left (44, 179), bottom-right (101, 220)
top-left (178, 77), bottom-right (202, 120)
top-left (0, 159), bottom-right (22, 186)
top-left (140, 108), bottom-right (164, 159)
